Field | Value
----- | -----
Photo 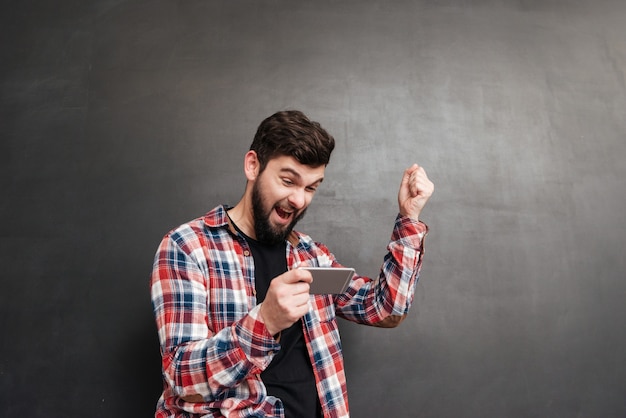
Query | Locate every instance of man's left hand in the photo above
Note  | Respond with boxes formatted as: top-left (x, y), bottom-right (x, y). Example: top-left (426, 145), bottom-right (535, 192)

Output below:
top-left (397, 164), bottom-right (434, 221)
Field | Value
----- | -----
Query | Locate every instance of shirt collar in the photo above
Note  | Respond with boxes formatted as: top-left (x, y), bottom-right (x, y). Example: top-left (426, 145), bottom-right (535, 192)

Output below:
top-left (204, 205), bottom-right (300, 247)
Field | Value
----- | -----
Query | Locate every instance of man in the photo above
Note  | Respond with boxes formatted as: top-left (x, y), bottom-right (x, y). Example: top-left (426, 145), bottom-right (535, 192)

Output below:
top-left (150, 110), bottom-right (433, 417)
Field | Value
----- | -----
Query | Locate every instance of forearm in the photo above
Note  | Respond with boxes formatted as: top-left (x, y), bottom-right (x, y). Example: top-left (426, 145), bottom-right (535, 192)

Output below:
top-left (378, 214), bottom-right (428, 314)
top-left (336, 214), bottom-right (428, 324)
top-left (157, 304), bottom-right (279, 399)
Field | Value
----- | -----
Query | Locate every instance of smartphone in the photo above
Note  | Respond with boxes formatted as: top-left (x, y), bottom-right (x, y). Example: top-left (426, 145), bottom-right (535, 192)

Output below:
top-left (300, 267), bottom-right (355, 295)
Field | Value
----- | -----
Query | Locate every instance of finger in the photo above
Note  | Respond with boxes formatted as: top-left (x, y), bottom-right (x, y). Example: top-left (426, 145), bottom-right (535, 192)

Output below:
top-left (410, 166), bottom-right (430, 196)
top-left (283, 269), bottom-right (313, 284)
top-left (293, 293), bottom-right (311, 308)
top-left (402, 165), bottom-right (420, 185)
top-left (413, 170), bottom-right (434, 197)
top-left (409, 171), bottom-right (421, 197)
top-left (291, 281), bottom-right (311, 296)
top-left (400, 164), bottom-right (419, 188)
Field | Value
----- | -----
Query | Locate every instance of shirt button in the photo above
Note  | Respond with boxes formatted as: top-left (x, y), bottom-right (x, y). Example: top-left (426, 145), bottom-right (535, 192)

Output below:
top-left (243, 250), bottom-right (250, 257)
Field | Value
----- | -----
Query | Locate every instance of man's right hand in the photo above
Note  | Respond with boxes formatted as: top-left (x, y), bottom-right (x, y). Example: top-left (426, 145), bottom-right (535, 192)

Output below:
top-left (259, 268), bottom-right (313, 337)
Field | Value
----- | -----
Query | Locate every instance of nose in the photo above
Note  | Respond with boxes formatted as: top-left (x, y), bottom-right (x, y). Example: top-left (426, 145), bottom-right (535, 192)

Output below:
top-left (288, 187), bottom-right (307, 210)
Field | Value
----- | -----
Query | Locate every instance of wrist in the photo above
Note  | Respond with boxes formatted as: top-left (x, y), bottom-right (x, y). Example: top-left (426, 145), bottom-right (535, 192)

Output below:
top-left (398, 211), bottom-right (420, 222)
top-left (258, 303), bottom-right (280, 338)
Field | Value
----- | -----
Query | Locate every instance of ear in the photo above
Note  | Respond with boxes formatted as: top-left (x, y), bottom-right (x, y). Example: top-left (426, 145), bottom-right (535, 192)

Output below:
top-left (243, 150), bottom-right (260, 181)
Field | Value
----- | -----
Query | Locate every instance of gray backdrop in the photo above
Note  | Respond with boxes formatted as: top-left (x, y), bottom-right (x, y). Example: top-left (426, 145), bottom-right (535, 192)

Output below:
top-left (2, 1), bottom-right (625, 417)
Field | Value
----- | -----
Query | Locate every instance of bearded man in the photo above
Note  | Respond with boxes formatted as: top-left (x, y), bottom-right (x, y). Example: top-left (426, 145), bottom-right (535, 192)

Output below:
top-left (150, 110), bottom-right (434, 417)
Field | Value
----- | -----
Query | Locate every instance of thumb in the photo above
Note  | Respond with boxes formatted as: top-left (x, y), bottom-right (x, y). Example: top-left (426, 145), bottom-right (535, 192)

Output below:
top-left (400, 164), bottom-right (419, 194)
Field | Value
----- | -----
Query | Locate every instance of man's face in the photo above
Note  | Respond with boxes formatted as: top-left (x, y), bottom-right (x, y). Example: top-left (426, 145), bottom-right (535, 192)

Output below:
top-left (251, 155), bottom-right (325, 245)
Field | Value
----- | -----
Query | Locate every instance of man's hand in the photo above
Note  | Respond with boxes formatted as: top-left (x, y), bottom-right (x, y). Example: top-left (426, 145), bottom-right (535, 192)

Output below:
top-left (259, 269), bottom-right (313, 337)
top-left (398, 164), bottom-right (434, 221)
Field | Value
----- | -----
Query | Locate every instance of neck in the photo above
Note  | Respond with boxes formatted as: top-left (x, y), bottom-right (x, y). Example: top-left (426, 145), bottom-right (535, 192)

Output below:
top-left (227, 196), bottom-right (256, 239)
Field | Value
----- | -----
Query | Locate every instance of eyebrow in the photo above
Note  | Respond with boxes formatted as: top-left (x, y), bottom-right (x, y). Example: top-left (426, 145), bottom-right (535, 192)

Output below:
top-left (280, 167), bottom-right (324, 186)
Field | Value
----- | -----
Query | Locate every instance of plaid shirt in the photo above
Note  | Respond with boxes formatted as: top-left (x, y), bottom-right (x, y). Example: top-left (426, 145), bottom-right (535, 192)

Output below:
top-left (151, 205), bottom-right (428, 417)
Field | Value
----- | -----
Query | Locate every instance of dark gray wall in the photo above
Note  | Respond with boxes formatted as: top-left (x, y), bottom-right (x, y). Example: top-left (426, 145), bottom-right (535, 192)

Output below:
top-left (2, 1), bottom-right (625, 416)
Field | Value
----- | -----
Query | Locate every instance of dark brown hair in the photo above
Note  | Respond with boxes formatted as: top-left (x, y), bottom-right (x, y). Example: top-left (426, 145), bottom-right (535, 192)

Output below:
top-left (250, 110), bottom-right (335, 172)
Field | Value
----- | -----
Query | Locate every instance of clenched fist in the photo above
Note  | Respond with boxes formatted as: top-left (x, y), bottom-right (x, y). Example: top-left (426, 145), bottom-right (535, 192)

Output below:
top-left (398, 164), bottom-right (434, 221)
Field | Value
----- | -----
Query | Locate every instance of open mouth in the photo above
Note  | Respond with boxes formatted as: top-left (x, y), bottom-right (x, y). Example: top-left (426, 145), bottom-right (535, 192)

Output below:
top-left (275, 206), bottom-right (293, 220)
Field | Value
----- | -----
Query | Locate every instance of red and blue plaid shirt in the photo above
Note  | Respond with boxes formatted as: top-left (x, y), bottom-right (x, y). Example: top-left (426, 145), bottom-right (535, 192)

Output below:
top-left (151, 205), bottom-right (428, 417)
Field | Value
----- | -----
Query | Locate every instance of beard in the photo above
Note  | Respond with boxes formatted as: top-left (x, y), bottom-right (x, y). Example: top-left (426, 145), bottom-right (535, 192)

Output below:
top-left (251, 179), bottom-right (307, 245)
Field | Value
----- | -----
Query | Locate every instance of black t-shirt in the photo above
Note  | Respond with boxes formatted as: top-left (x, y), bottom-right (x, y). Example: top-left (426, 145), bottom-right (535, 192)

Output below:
top-left (234, 226), bottom-right (322, 418)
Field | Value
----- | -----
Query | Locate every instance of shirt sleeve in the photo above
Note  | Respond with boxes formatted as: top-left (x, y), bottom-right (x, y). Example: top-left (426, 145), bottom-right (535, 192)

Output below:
top-left (150, 234), bottom-right (280, 400)
top-left (333, 214), bottom-right (428, 324)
